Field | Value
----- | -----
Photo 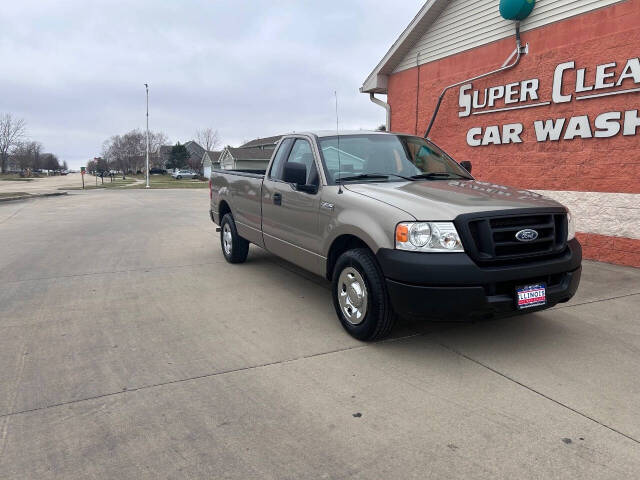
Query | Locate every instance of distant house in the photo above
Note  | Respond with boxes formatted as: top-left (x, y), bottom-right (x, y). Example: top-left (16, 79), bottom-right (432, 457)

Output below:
top-left (239, 135), bottom-right (282, 149)
top-left (158, 145), bottom-right (173, 169)
top-left (158, 141), bottom-right (205, 172)
top-left (216, 135), bottom-right (283, 171)
top-left (202, 150), bottom-right (222, 178)
top-left (218, 147), bottom-right (273, 171)
top-left (184, 141), bottom-right (205, 170)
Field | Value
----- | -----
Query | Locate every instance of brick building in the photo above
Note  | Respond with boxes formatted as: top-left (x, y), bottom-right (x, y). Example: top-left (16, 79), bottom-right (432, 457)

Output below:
top-left (361, 0), bottom-right (640, 267)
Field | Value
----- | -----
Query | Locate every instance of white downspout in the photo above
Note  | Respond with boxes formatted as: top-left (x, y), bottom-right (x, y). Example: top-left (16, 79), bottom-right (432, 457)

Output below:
top-left (369, 93), bottom-right (391, 131)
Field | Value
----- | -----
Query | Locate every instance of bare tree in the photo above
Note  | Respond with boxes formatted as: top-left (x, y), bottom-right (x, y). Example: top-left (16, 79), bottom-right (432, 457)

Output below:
top-left (87, 158), bottom-right (98, 174)
top-left (41, 153), bottom-right (61, 173)
top-left (30, 141), bottom-right (43, 170)
top-left (13, 141), bottom-right (42, 172)
top-left (122, 130), bottom-right (145, 173)
top-left (195, 128), bottom-right (221, 152)
top-left (0, 113), bottom-right (27, 173)
top-left (102, 129), bottom-right (168, 174)
top-left (149, 131), bottom-right (168, 168)
top-left (13, 143), bottom-right (31, 171)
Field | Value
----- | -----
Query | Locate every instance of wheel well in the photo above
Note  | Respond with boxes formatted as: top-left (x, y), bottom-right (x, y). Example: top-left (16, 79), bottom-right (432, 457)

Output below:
top-left (326, 235), bottom-right (371, 280)
top-left (219, 200), bottom-right (231, 220)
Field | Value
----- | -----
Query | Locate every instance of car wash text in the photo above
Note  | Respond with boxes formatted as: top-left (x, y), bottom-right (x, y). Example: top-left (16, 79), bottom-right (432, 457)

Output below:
top-left (458, 57), bottom-right (640, 146)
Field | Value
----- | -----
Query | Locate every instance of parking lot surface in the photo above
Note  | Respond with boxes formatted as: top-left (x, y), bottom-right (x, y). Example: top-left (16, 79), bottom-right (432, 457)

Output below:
top-left (0, 190), bottom-right (639, 479)
top-left (0, 173), bottom-right (96, 195)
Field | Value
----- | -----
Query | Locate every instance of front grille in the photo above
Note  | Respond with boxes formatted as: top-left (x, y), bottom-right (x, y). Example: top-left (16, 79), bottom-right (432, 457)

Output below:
top-left (456, 209), bottom-right (568, 265)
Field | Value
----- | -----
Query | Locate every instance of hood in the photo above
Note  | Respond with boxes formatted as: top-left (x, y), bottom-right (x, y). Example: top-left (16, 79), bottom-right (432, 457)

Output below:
top-left (344, 180), bottom-right (564, 220)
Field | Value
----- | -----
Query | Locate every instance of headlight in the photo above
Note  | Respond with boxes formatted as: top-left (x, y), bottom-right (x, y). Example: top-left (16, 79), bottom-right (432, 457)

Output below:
top-left (567, 209), bottom-right (576, 241)
top-left (395, 222), bottom-right (464, 252)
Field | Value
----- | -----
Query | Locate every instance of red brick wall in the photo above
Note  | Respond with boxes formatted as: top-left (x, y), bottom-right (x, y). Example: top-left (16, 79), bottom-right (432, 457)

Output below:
top-left (576, 233), bottom-right (640, 267)
top-left (388, 0), bottom-right (640, 194)
top-left (386, 0), bottom-right (640, 267)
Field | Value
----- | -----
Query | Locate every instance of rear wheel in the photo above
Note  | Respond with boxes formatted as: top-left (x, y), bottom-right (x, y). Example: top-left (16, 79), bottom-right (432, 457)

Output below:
top-left (220, 213), bottom-right (249, 263)
top-left (176, 175), bottom-right (182, 179)
top-left (332, 248), bottom-right (395, 341)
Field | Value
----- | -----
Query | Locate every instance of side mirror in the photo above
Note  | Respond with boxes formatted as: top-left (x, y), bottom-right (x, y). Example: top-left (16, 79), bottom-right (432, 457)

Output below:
top-left (460, 161), bottom-right (472, 174)
top-left (283, 162), bottom-right (307, 186)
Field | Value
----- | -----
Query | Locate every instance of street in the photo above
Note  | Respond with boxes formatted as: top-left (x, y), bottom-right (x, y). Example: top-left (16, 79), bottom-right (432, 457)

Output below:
top-left (0, 190), bottom-right (639, 479)
top-left (0, 173), bottom-right (94, 195)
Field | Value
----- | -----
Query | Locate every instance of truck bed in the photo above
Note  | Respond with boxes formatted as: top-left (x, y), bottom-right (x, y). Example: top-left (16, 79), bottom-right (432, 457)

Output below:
top-left (210, 168), bottom-right (266, 248)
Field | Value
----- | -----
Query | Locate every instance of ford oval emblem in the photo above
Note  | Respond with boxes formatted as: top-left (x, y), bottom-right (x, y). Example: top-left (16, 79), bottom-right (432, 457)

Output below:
top-left (515, 229), bottom-right (539, 242)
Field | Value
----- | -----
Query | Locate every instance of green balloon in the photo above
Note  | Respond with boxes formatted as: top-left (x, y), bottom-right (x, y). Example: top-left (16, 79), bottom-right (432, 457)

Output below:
top-left (499, 0), bottom-right (536, 21)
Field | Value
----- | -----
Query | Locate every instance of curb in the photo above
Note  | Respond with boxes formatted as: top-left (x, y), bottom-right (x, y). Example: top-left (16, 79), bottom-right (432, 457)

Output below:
top-left (0, 192), bottom-right (68, 203)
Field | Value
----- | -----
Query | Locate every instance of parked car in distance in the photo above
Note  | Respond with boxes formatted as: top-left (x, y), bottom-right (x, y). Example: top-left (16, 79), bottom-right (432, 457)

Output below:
top-left (172, 170), bottom-right (198, 179)
top-left (149, 167), bottom-right (167, 175)
top-left (210, 131), bottom-right (582, 341)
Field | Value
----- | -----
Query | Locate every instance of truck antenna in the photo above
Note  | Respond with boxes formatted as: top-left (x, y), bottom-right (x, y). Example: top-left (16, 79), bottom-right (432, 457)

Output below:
top-left (335, 90), bottom-right (343, 194)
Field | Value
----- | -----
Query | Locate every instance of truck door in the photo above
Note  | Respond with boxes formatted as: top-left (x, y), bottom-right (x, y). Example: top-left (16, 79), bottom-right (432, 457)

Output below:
top-left (262, 137), bottom-right (323, 275)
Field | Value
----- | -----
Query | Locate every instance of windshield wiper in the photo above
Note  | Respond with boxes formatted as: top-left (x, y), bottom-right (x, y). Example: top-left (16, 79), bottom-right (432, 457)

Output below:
top-left (410, 172), bottom-right (473, 180)
top-left (336, 173), bottom-right (414, 183)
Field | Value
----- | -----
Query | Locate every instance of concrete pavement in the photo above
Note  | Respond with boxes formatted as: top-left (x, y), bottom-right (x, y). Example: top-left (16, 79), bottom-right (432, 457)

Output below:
top-left (0, 190), bottom-right (638, 479)
top-left (0, 173), bottom-right (91, 194)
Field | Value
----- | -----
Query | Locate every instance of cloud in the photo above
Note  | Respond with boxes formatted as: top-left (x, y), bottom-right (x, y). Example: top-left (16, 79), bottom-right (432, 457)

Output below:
top-left (1, 0), bottom-right (422, 167)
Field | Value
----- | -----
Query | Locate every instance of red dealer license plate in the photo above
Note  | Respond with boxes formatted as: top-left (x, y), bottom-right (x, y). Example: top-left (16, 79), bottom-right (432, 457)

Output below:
top-left (516, 283), bottom-right (546, 310)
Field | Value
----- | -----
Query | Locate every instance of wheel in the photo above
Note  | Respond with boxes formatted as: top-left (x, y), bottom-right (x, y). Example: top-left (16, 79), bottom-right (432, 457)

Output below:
top-left (331, 248), bottom-right (395, 341)
top-left (220, 213), bottom-right (249, 263)
top-left (176, 175), bottom-right (182, 179)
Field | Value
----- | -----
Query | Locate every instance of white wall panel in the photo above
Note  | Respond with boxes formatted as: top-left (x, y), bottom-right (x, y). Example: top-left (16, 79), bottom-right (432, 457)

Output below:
top-left (394, 0), bottom-right (627, 73)
top-left (533, 190), bottom-right (640, 239)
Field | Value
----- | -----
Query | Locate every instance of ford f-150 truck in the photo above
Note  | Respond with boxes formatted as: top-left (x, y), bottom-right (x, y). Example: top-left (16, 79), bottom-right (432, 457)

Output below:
top-left (209, 131), bottom-right (581, 340)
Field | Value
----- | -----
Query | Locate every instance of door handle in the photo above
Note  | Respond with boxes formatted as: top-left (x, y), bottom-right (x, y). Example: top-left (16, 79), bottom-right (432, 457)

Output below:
top-left (273, 193), bottom-right (282, 205)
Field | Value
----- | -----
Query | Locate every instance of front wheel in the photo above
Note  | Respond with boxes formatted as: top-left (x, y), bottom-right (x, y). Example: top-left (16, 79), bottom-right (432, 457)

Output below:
top-left (331, 248), bottom-right (395, 341)
top-left (176, 175), bottom-right (182, 179)
top-left (220, 213), bottom-right (249, 263)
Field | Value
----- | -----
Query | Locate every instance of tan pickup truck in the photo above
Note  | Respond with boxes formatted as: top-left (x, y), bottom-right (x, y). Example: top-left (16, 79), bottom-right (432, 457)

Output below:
top-left (209, 131), bottom-right (581, 340)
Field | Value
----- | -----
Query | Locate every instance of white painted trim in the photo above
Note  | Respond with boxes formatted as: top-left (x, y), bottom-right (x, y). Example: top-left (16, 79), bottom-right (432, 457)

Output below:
top-left (472, 101), bottom-right (551, 115)
top-left (575, 87), bottom-right (640, 101)
top-left (360, 0), bottom-right (448, 93)
top-left (533, 190), bottom-right (640, 240)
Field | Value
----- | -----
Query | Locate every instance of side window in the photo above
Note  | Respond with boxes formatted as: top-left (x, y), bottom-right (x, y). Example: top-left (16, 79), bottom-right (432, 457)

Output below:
top-left (268, 138), bottom-right (293, 180)
top-left (286, 139), bottom-right (319, 186)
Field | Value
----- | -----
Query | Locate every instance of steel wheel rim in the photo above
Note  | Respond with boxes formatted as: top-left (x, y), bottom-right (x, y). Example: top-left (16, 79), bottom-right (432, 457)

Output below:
top-left (222, 223), bottom-right (232, 255)
top-left (337, 267), bottom-right (368, 325)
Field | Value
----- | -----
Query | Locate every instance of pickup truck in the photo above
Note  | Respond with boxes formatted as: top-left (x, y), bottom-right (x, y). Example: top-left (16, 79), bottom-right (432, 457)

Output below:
top-left (209, 131), bottom-right (581, 340)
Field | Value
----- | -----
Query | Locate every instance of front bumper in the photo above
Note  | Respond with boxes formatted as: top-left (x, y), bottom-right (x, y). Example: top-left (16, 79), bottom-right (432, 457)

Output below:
top-left (377, 239), bottom-right (582, 320)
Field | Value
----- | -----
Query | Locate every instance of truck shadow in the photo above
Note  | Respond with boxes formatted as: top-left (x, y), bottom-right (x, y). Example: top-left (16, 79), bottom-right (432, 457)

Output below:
top-left (244, 246), bottom-right (562, 349)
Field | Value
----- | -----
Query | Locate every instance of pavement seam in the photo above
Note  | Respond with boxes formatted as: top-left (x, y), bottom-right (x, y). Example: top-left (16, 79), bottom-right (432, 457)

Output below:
top-left (554, 291), bottom-right (640, 310)
top-left (0, 202), bottom-right (29, 225)
top-left (0, 340), bottom-right (28, 459)
top-left (0, 333), bottom-right (422, 420)
top-left (1, 261), bottom-right (228, 285)
top-left (435, 341), bottom-right (640, 445)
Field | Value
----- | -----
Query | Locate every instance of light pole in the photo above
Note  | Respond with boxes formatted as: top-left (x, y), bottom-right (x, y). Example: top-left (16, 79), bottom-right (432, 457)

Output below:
top-left (145, 83), bottom-right (150, 188)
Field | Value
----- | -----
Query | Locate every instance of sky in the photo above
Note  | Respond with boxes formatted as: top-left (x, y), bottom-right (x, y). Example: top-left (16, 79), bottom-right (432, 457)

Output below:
top-left (1, 0), bottom-right (423, 169)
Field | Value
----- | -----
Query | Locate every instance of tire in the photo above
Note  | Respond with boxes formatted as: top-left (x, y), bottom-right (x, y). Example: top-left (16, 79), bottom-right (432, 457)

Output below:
top-left (331, 248), bottom-right (395, 341)
top-left (176, 175), bottom-right (182, 180)
top-left (220, 213), bottom-right (249, 264)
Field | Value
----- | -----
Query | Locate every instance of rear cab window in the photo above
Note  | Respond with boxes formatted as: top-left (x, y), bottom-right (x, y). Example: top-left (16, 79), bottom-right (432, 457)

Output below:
top-left (268, 138), bottom-right (294, 180)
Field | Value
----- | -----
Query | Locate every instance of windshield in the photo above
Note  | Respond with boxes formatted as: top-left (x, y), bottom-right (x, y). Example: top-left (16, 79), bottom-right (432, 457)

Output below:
top-left (318, 134), bottom-right (472, 184)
